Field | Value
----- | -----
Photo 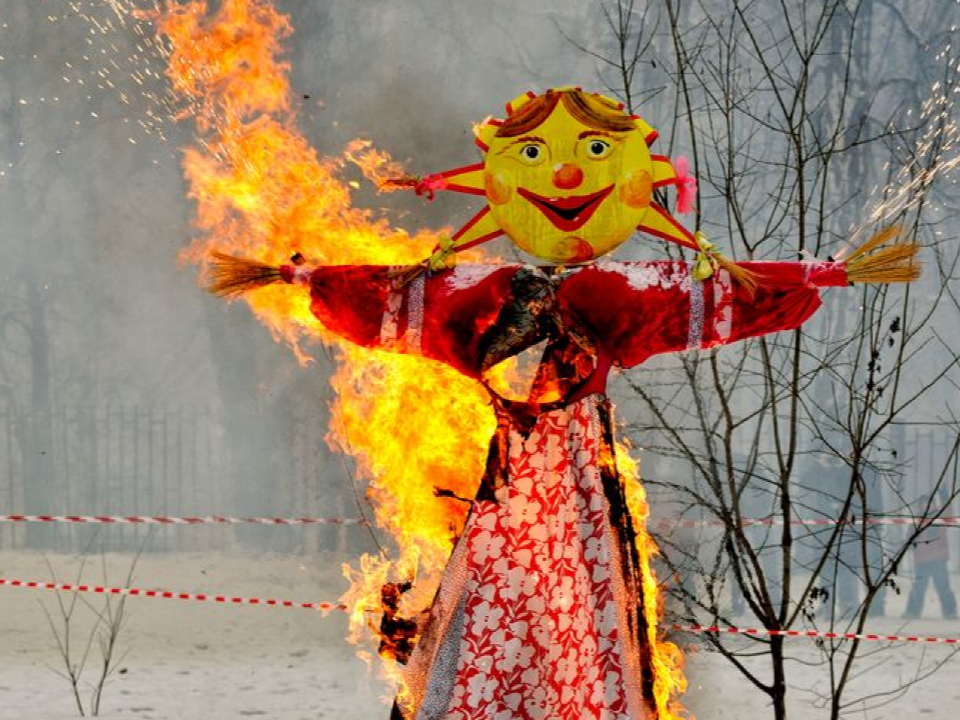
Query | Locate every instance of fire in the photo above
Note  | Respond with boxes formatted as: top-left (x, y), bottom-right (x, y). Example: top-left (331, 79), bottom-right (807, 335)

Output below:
top-left (618, 446), bottom-right (690, 720)
top-left (343, 138), bottom-right (410, 192)
top-left (153, 0), bottom-right (491, 690)
top-left (152, 0), bottom-right (686, 715)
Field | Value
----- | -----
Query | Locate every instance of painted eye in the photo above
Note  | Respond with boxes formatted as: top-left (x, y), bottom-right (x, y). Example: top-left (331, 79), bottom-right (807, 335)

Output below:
top-left (520, 144), bottom-right (543, 162)
top-left (587, 139), bottom-right (611, 158)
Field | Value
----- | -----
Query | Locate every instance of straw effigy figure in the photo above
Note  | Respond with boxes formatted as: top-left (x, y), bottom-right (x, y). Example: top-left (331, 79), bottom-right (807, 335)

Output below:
top-left (207, 88), bottom-right (918, 720)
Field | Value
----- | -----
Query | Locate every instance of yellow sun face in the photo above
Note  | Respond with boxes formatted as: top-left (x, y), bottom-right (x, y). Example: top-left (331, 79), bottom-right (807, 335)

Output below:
top-left (431, 89), bottom-right (694, 264)
top-left (482, 100), bottom-right (656, 264)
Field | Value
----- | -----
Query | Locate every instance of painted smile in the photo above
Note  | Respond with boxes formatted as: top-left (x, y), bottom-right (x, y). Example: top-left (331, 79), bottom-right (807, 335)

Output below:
top-left (517, 185), bottom-right (614, 231)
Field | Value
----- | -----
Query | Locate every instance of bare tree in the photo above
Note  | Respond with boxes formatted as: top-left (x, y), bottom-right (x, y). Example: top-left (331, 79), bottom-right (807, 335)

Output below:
top-left (570, 1), bottom-right (960, 717)
top-left (41, 535), bottom-right (148, 716)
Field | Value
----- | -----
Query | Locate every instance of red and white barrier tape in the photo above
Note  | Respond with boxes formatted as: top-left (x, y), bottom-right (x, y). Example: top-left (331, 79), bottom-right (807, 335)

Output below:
top-left (0, 577), bottom-right (347, 613)
top-left (0, 514), bottom-right (369, 526)
top-left (670, 624), bottom-right (960, 645)
top-left (1, 514), bottom-right (956, 528)
top-left (3, 577), bottom-right (958, 644)
top-left (654, 516), bottom-right (960, 529)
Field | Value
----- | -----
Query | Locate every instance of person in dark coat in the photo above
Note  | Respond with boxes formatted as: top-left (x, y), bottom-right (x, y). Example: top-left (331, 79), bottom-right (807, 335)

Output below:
top-left (904, 494), bottom-right (958, 619)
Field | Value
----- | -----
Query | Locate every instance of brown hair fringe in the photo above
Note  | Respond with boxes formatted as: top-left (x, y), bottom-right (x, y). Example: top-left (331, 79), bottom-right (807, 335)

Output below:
top-left (496, 90), bottom-right (636, 138)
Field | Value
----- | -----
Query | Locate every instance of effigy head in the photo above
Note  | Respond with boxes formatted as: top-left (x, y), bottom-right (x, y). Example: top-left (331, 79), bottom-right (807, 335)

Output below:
top-left (474, 88), bottom-right (683, 264)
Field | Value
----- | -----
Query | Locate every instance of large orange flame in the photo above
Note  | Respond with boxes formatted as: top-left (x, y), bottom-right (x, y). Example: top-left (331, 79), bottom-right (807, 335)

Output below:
top-left (153, 0), bottom-right (686, 715)
top-left (618, 446), bottom-right (689, 719)
top-left (153, 0), bottom-right (491, 691)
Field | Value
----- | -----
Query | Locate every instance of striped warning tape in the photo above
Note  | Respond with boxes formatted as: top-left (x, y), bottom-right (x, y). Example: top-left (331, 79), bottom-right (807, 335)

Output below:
top-left (2, 577), bottom-right (958, 644)
top-left (0, 577), bottom-right (347, 613)
top-left (0, 514), bottom-right (956, 528)
top-left (654, 516), bottom-right (960, 529)
top-left (0, 514), bottom-right (370, 526)
top-left (670, 624), bottom-right (960, 645)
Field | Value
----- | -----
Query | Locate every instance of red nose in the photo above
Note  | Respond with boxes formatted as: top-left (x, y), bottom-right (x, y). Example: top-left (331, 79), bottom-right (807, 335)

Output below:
top-left (552, 163), bottom-right (584, 190)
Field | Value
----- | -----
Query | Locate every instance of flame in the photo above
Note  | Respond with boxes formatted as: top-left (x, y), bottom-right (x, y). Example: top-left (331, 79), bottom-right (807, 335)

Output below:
top-left (344, 138), bottom-right (411, 192)
top-left (153, 0), bottom-right (686, 714)
top-left (153, 0), bottom-right (490, 685)
top-left (618, 444), bottom-right (690, 720)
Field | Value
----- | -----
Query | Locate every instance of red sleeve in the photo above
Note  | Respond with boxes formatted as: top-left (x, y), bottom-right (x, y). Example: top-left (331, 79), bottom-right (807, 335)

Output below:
top-left (559, 261), bottom-right (847, 369)
top-left (304, 264), bottom-right (518, 378)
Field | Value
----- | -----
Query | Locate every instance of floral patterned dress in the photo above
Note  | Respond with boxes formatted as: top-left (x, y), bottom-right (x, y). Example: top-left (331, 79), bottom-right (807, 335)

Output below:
top-left (293, 259), bottom-right (847, 720)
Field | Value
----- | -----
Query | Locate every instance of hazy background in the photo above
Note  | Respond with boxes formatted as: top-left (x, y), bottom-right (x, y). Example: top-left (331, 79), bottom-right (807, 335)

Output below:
top-left (0, 0), bottom-right (617, 553)
top-left (3, 1), bottom-right (960, 719)
top-left (0, 0), bottom-right (957, 578)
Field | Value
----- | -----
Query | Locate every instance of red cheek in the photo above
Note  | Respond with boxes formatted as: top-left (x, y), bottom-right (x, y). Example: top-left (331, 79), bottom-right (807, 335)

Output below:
top-left (485, 171), bottom-right (513, 205)
top-left (563, 237), bottom-right (595, 263)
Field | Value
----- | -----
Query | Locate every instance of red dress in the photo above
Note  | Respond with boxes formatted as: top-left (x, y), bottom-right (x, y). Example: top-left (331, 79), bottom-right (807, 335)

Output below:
top-left (291, 260), bottom-right (847, 720)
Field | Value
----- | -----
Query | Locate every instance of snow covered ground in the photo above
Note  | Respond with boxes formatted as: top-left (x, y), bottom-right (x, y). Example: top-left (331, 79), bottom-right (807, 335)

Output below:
top-left (0, 550), bottom-right (958, 719)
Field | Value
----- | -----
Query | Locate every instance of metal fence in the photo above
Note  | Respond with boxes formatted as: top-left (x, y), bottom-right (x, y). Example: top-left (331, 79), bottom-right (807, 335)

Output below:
top-left (1, 402), bottom-right (953, 561)
top-left (0, 404), bottom-right (357, 553)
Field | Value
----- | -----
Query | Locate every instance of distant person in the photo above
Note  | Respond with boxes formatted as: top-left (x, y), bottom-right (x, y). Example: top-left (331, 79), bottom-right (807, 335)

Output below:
top-left (833, 511), bottom-right (860, 615)
top-left (904, 494), bottom-right (958, 620)
top-left (730, 524), bottom-right (780, 617)
top-left (818, 497), bottom-right (861, 618)
top-left (809, 456), bottom-right (888, 618)
top-left (811, 456), bottom-right (864, 618)
top-left (730, 474), bottom-right (780, 616)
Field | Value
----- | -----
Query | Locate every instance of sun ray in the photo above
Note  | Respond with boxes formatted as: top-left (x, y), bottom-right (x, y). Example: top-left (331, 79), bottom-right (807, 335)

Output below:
top-left (505, 89), bottom-right (538, 116)
top-left (450, 206), bottom-right (504, 251)
top-left (632, 115), bottom-right (659, 146)
top-left (637, 203), bottom-right (698, 250)
top-left (651, 155), bottom-right (678, 187)
top-left (436, 162), bottom-right (486, 196)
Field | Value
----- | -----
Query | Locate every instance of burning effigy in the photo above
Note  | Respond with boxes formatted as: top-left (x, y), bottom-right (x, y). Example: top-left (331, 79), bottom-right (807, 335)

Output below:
top-left (154, 2), bottom-right (919, 719)
top-left (205, 88), bottom-right (918, 719)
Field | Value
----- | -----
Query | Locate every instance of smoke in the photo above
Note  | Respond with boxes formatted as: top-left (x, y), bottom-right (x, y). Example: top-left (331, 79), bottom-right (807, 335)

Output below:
top-left (0, 0), bottom-right (606, 550)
